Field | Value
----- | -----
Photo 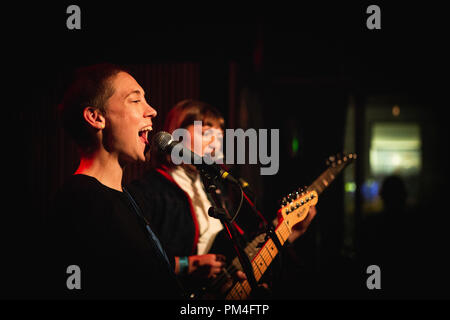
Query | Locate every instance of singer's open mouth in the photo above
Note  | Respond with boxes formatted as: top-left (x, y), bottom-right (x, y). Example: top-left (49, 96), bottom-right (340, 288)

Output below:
top-left (138, 125), bottom-right (152, 145)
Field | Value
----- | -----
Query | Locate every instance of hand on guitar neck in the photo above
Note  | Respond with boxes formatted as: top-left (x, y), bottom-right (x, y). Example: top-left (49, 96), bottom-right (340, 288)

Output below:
top-left (288, 206), bottom-right (317, 243)
top-left (272, 206), bottom-right (317, 244)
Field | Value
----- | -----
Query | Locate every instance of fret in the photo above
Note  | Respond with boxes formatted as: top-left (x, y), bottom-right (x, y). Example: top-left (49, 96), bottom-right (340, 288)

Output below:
top-left (275, 229), bottom-right (284, 244)
top-left (258, 247), bottom-right (272, 275)
top-left (234, 282), bottom-right (243, 299)
top-left (227, 285), bottom-right (238, 300)
top-left (253, 255), bottom-right (267, 281)
top-left (252, 259), bottom-right (262, 281)
top-left (236, 283), bottom-right (245, 299)
top-left (265, 239), bottom-right (278, 259)
top-left (275, 221), bottom-right (290, 245)
top-left (260, 245), bottom-right (273, 266)
top-left (242, 281), bottom-right (251, 299)
top-left (227, 280), bottom-right (250, 300)
top-left (238, 280), bottom-right (250, 299)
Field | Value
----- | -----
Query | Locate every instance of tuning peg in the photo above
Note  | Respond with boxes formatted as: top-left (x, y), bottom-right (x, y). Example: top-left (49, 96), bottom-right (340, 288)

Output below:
top-left (327, 155), bottom-right (335, 164)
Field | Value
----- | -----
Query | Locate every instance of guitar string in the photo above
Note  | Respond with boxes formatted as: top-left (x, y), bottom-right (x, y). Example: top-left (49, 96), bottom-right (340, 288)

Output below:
top-left (208, 233), bottom-right (265, 291)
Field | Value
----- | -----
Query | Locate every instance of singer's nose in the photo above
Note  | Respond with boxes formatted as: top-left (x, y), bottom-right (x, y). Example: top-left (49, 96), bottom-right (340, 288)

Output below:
top-left (145, 102), bottom-right (157, 119)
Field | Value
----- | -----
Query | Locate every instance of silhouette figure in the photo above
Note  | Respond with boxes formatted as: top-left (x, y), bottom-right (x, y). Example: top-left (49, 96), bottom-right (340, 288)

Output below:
top-left (361, 175), bottom-right (417, 298)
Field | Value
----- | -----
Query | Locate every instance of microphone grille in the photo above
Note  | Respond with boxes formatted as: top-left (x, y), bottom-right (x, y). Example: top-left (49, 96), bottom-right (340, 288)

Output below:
top-left (152, 131), bottom-right (173, 152)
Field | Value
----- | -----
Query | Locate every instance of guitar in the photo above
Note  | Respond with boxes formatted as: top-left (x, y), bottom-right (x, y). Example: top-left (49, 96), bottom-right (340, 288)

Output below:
top-left (193, 153), bottom-right (356, 300)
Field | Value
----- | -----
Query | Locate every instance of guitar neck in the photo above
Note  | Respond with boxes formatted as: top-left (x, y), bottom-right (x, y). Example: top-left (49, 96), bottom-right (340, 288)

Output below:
top-left (225, 221), bottom-right (290, 299)
top-left (307, 163), bottom-right (343, 195)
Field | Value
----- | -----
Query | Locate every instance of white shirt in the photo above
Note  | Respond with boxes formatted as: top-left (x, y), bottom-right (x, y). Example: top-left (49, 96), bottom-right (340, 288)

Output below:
top-left (170, 166), bottom-right (224, 255)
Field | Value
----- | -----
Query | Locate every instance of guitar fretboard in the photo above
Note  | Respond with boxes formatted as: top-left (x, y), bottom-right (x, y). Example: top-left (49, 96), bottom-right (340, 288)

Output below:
top-left (307, 163), bottom-right (344, 195)
top-left (225, 221), bottom-right (290, 299)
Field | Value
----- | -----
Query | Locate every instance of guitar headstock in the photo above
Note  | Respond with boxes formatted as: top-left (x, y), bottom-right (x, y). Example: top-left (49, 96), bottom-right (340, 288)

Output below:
top-left (326, 152), bottom-right (357, 168)
top-left (277, 188), bottom-right (318, 230)
top-left (276, 152), bottom-right (356, 230)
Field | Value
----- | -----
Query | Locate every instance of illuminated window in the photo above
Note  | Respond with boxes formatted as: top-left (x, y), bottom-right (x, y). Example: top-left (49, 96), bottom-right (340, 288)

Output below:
top-left (370, 123), bottom-right (421, 176)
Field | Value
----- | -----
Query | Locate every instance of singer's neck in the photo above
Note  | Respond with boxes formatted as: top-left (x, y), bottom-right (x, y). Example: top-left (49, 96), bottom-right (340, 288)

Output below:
top-left (74, 149), bottom-right (124, 192)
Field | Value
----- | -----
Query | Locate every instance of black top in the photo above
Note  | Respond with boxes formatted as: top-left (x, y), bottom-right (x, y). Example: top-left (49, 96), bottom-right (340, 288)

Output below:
top-left (45, 174), bottom-right (184, 299)
top-left (127, 169), bottom-right (198, 258)
top-left (127, 168), bottom-right (259, 260)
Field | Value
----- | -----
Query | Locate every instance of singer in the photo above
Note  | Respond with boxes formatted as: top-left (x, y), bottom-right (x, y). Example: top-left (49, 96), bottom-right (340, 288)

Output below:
top-left (45, 63), bottom-right (184, 299)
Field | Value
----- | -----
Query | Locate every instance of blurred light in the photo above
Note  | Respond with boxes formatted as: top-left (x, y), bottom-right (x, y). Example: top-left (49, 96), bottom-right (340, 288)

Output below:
top-left (345, 182), bottom-right (356, 193)
top-left (370, 123), bottom-right (421, 176)
top-left (392, 105), bottom-right (400, 117)
top-left (391, 154), bottom-right (401, 166)
top-left (362, 180), bottom-right (380, 201)
top-left (292, 137), bottom-right (299, 154)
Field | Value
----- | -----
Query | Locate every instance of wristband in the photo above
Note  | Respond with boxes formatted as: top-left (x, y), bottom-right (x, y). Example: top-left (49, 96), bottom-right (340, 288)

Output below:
top-left (178, 256), bottom-right (189, 275)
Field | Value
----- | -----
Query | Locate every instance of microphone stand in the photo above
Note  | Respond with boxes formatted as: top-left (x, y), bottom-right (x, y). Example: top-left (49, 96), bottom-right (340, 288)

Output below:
top-left (199, 169), bottom-right (260, 296)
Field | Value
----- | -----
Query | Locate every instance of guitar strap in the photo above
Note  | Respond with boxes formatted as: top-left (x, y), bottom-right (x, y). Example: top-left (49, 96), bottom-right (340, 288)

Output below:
top-left (123, 187), bottom-right (172, 267)
top-left (122, 187), bottom-right (188, 298)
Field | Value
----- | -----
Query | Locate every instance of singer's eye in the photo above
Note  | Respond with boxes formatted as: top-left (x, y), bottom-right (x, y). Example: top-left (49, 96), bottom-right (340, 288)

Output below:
top-left (132, 100), bottom-right (141, 103)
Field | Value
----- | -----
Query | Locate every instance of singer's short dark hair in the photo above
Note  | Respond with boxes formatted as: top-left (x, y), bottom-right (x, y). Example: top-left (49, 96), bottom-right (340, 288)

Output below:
top-left (58, 63), bottom-right (128, 156)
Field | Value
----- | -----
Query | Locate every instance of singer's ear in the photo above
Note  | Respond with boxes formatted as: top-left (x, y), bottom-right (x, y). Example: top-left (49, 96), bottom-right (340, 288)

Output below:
top-left (83, 106), bottom-right (106, 130)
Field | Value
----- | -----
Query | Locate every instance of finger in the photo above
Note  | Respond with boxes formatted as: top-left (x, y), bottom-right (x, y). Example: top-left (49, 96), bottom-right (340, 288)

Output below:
top-left (235, 270), bottom-right (247, 281)
top-left (307, 206), bottom-right (317, 221)
top-left (210, 260), bottom-right (225, 268)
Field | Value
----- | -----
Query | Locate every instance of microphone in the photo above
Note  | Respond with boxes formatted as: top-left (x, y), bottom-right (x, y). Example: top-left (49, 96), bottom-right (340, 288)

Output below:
top-left (153, 131), bottom-right (239, 185)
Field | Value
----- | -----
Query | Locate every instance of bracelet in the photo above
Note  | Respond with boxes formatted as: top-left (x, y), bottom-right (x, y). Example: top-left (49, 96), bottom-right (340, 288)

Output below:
top-left (178, 256), bottom-right (189, 275)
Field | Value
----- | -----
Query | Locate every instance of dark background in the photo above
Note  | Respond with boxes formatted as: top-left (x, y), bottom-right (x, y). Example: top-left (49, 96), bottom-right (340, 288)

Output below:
top-left (3, 3), bottom-right (449, 300)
